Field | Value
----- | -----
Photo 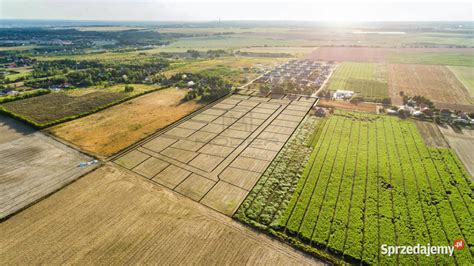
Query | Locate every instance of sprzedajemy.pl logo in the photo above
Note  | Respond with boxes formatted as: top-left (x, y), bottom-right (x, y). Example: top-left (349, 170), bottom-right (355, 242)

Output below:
top-left (381, 239), bottom-right (465, 257)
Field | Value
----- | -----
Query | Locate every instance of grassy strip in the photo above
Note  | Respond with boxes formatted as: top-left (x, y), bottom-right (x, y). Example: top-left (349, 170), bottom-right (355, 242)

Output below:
top-left (0, 86), bottom-right (167, 129)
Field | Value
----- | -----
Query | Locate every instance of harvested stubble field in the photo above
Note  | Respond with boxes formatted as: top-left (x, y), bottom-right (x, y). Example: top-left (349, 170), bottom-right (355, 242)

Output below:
top-left (437, 125), bottom-right (474, 178)
top-left (0, 164), bottom-right (320, 265)
top-left (236, 111), bottom-right (473, 265)
top-left (326, 62), bottom-right (388, 101)
top-left (0, 84), bottom-right (160, 127)
top-left (47, 88), bottom-right (202, 158)
top-left (388, 64), bottom-right (473, 107)
top-left (0, 115), bottom-right (95, 219)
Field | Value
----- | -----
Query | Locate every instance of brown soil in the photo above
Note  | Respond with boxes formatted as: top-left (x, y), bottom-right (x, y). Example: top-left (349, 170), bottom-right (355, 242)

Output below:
top-left (438, 126), bottom-right (474, 178)
top-left (47, 88), bottom-right (202, 158)
top-left (414, 120), bottom-right (449, 148)
top-left (0, 164), bottom-right (321, 265)
top-left (387, 64), bottom-right (472, 106)
top-left (318, 99), bottom-right (378, 113)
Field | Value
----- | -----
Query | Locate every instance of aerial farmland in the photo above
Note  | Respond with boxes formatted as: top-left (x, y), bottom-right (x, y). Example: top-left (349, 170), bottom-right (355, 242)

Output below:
top-left (0, 15), bottom-right (473, 266)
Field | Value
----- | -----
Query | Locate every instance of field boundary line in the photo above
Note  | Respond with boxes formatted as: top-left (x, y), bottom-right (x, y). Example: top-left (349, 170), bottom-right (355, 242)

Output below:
top-left (398, 120), bottom-right (438, 265)
top-left (238, 103), bottom-right (314, 222)
top-left (381, 117), bottom-right (400, 264)
top-left (407, 124), bottom-right (458, 265)
top-left (388, 117), bottom-right (420, 264)
top-left (282, 116), bottom-right (339, 232)
top-left (0, 162), bottom-right (100, 222)
top-left (108, 162), bottom-right (322, 264)
top-left (310, 115), bottom-right (353, 246)
top-left (297, 116), bottom-right (346, 241)
top-left (341, 119), bottom-right (361, 256)
top-left (107, 92), bottom-right (234, 162)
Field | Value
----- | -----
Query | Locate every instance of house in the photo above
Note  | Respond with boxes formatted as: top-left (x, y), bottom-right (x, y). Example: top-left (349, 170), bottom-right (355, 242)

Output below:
top-left (6, 90), bottom-right (19, 96)
top-left (333, 90), bottom-right (354, 99)
top-left (387, 109), bottom-right (398, 115)
top-left (413, 110), bottom-right (425, 117)
top-left (187, 81), bottom-right (195, 88)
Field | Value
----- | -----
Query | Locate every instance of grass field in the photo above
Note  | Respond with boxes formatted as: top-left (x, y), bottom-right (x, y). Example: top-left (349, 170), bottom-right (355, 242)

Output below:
top-left (236, 46), bottom-right (316, 57)
top-left (3, 67), bottom-right (33, 81)
top-left (327, 62), bottom-right (388, 101)
top-left (307, 47), bottom-right (474, 66)
top-left (34, 51), bottom-right (144, 62)
top-left (0, 163), bottom-right (320, 265)
top-left (47, 88), bottom-right (202, 157)
top-left (236, 111), bottom-right (473, 265)
top-left (0, 84), bottom-right (160, 127)
top-left (0, 45), bottom-right (37, 51)
top-left (448, 66), bottom-right (474, 97)
top-left (164, 57), bottom-right (288, 85)
top-left (164, 35), bottom-right (319, 50)
top-left (388, 64), bottom-right (472, 106)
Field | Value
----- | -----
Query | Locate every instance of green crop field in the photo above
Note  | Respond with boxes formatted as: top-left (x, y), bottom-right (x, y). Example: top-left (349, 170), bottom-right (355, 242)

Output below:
top-left (327, 62), bottom-right (388, 101)
top-left (448, 66), bottom-right (474, 97)
top-left (236, 111), bottom-right (473, 265)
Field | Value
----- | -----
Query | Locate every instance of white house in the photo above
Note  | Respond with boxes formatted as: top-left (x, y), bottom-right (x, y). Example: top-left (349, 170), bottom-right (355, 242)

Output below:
top-left (333, 90), bottom-right (354, 99)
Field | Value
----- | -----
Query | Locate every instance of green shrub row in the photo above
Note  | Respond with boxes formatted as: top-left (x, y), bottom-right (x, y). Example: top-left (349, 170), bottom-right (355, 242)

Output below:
top-left (0, 89), bottom-right (50, 104)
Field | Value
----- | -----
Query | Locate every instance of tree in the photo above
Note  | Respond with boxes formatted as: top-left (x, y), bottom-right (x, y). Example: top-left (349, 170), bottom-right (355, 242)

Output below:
top-left (124, 85), bottom-right (134, 92)
top-left (259, 84), bottom-right (270, 95)
top-left (382, 98), bottom-right (392, 105)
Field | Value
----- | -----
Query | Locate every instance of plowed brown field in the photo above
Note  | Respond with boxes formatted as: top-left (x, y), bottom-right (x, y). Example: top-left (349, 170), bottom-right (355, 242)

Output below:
top-left (387, 64), bottom-right (472, 107)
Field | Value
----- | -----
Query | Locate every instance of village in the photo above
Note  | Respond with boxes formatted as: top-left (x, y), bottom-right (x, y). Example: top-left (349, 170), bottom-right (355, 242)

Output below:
top-left (315, 89), bottom-right (474, 127)
top-left (251, 59), bottom-right (334, 96)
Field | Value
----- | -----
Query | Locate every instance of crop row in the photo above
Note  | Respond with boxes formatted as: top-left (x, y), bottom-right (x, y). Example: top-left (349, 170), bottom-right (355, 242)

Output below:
top-left (235, 116), bottom-right (323, 226)
top-left (235, 110), bottom-right (473, 265)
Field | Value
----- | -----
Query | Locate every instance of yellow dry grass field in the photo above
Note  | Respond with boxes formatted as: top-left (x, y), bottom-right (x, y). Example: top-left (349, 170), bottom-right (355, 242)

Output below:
top-left (47, 88), bottom-right (202, 158)
top-left (0, 164), bottom-right (320, 265)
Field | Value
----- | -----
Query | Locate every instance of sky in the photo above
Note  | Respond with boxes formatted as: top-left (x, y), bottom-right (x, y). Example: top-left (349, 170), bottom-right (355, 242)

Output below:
top-left (0, 0), bottom-right (473, 22)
